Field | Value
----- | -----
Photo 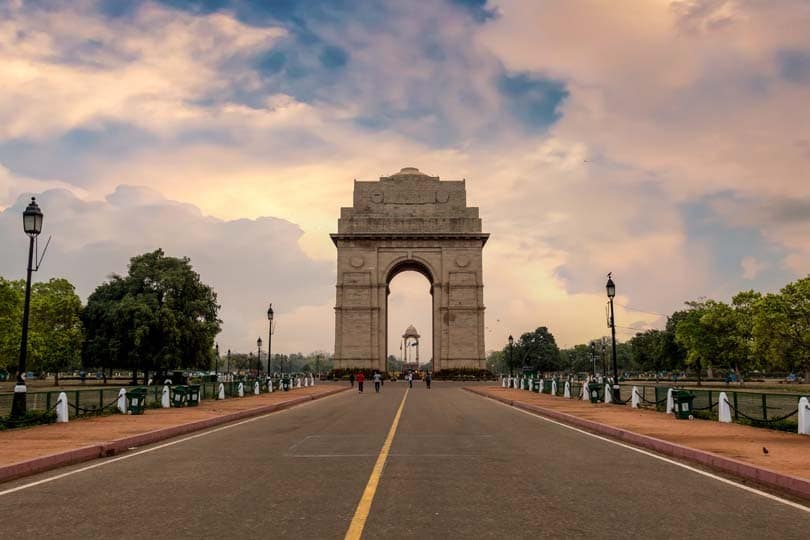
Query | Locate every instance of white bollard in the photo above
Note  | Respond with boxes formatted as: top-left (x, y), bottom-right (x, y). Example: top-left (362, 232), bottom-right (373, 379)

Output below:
top-left (304, 377), bottom-right (309, 387)
top-left (311, 374), bottom-right (316, 386)
top-left (267, 379), bottom-right (273, 393)
top-left (254, 381), bottom-right (260, 395)
top-left (502, 377), bottom-right (507, 388)
top-left (56, 392), bottom-right (69, 423)
top-left (582, 381), bottom-right (589, 401)
top-left (539, 379), bottom-right (544, 394)
top-left (161, 385), bottom-right (171, 408)
top-left (551, 380), bottom-right (557, 396)
top-left (147, 378), bottom-right (153, 387)
top-left (798, 397), bottom-right (809, 435)
top-left (718, 392), bottom-right (732, 423)
top-left (666, 388), bottom-right (674, 414)
top-left (238, 382), bottom-right (244, 397)
top-left (218, 383), bottom-right (225, 400)
top-left (604, 384), bottom-right (613, 404)
top-left (631, 386), bottom-right (640, 409)
top-left (564, 381), bottom-right (571, 399)
top-left (117, 388), bottom-right (128, 414)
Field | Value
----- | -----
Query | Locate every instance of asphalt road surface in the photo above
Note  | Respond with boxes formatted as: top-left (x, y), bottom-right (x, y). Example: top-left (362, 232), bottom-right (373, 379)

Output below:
top-left (1, 382), bottom-right (808, 539)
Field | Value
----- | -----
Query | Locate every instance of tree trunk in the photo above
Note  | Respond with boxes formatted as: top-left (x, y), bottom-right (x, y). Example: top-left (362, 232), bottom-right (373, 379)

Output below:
top-left (131, 368), bottom-right (138, 385)
top-left (696, 360), bottom-right (702, 386)
top-left (143, 369), bottom-right (150, 386)
top-left (55, 371), bottom-right (59, 386)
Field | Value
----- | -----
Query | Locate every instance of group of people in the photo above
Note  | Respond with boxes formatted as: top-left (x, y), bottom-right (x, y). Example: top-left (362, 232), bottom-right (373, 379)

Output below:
top-left (349, 370), bottom-right (431, 393)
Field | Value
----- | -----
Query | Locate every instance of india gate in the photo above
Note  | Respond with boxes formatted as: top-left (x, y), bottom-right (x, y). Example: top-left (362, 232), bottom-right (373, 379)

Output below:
top-left (331, 167), bottom-right (489, 372)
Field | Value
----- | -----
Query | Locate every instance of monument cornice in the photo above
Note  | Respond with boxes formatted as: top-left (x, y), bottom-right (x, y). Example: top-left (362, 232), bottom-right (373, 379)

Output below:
top-left (330, 232), bottom-right (490, 246)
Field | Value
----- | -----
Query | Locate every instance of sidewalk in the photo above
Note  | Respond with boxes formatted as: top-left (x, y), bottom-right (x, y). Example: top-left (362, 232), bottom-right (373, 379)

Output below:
top-left (466, 386), bottom-right (810, 500)
top-left (0, 384), bottom-right (348, 484)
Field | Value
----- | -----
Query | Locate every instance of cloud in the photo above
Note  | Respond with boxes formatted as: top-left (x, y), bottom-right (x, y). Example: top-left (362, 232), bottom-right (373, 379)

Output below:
top-left (740, 256), bottom-right (766, 280)
top-left (0, 186), bottom-right (334, 354)
top-left (1, 0), bottom-right (808, 356)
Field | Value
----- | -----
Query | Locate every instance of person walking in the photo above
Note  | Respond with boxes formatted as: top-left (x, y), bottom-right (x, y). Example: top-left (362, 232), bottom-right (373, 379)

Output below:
top-left (349, 372), bottom-right (355, 388)
top-left (424, 371), bottom-right (431, 390)
top-left (373, 371), bottom-right (382, 393)
top-left (356, 371), bottom-right (365, 393)
top-left (407, 371), bottom-right (413, 389)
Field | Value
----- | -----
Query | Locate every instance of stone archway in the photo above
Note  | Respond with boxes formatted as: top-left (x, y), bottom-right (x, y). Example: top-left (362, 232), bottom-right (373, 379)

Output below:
top-left (331, 167), bottom-right (489, 372)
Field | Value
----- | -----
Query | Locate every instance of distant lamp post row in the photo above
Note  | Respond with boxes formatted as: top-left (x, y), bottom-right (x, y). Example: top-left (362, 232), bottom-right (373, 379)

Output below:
top-left (267, 303), bottom-right (274, 374)
top-left (606, 272), bottom-right (619, 402)
top-left (11, 198), bottom-right (44, 419)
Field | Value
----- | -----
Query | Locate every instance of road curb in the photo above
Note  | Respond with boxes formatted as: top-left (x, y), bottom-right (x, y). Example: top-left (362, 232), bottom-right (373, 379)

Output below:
top-left (464, 387), bottom-right (810, 501)
top-left (0, 386), bottom-right (349, 485)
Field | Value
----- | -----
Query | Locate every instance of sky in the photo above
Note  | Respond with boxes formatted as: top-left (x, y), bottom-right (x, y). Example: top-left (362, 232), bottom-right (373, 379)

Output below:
top-left (1, 0), bottom-right (808, 359)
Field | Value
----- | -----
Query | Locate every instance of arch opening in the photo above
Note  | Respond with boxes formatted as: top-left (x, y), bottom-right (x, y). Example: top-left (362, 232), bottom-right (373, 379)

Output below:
top-left (386, 270), bottom-right (433, 374)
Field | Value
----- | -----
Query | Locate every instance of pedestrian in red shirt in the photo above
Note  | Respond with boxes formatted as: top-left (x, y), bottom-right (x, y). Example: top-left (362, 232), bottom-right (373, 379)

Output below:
top-left (356, 372), bottom-right (365, 393)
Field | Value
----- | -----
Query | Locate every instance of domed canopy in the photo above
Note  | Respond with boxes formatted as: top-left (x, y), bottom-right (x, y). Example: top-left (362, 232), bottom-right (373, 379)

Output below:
top-left (391, 166), bottom-right (428, 176)
top-left (402, 324), bottom-right (420, 339)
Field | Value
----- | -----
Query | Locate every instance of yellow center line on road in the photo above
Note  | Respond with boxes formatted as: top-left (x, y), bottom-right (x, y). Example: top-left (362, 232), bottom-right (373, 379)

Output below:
top-left (344, 388), bottom-right (409, 540)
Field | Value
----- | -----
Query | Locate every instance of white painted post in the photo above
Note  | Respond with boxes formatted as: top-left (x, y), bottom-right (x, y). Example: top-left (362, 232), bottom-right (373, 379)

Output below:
top-left (161, 385), bottom-right (171, 408)
top-left (551, 380), bottom-right (558, 396)
top-left (311, 374), bottom-right (316, 386)
top-left (253, 381), bottom-right (260, 395)
top-left (218, 383), bottom-right (225, 400)
top-left (238, 382), bottom-right (244, 397)
top-left (564, 381), bottom-right (571, 398)
top-left (147, 378), bottom-right (153, 387)
top-left (304, 376), bottom-right (309, 387)
top-left (604, 384), bottom-right (613, 403)
top-left (582, 381), bottom-right (589, 401)
top-left (666, 388), bottom-right (674, 414)
top-left (267, 379), bottom-right (273, 393)
top-left (56, 392), bottom-right (69, 423)
top-left (539, 379), bottom-right (544, 393)
top-left (797, 397), bottom-right (809, 435)
top-left (631, 386), bottom-right (640, 409)
top-left (117, 388), bottom-right (128, 414)
top-left (502, 377), bottom-right (507, 388)
top-left (718, 392), bottom-right (732, 423)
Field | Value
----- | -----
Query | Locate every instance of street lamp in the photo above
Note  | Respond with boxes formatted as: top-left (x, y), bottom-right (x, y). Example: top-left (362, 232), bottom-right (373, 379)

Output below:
top-left (215, 342), bottom-right (220, 377)
top-left (12, 197), bottom-right (44, 418)
top-left (589, 342), bottom-right (596, 379)
top-left (267, 303), bottom-right (274, 375)
top-left (257, 337), bottom-right (262, 379)
top-left (227, 349), bottom-right (231, 379)
top-left (508, 334), bottom-right (514, 377)
top-left (606, 273), bottom-right (619, 402)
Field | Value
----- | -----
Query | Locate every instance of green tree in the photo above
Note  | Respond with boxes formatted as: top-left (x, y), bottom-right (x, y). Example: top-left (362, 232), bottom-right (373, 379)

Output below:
top-left (515, 327), bottom-right (560, 374)
top-left (753, 276), bottom-right (810, 379)
top-left (82, 249), bottom-right (221, 383)
top-left (0, 278), bottom-right (23, 374)
top-left (28, 279), bottom-right (83, 384)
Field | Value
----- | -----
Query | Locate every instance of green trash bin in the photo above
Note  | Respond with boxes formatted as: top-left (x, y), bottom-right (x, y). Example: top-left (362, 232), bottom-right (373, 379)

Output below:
top-left (282, 377), bottom-right (291, 391)
top-left (588, 382), bottom-right (603, 403)
top-left (672, 390), bottom-right (695, 419)
top-left (532, 380), bottom-right (541, 393)
top-left (127, 387), bottom-right (148, 415)
top-left (171, 385), bottom-right (189, 407)
top-left (187, 384), bottom-right (201, 406)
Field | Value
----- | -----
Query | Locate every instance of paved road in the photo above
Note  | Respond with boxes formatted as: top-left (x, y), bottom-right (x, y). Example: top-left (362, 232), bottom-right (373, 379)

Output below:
top-left (1, 382), bottom-right (808, 539)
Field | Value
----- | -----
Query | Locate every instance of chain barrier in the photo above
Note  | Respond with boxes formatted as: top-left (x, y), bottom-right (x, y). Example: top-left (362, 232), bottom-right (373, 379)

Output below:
top-left (0, 397), bottom-right (61, 428)
top-left (639, 394), bottom-right (667, 406)
top-left (722, 398), bottom-right (798, 424)
top-left (69, 395), bottom-right (122, 415)
top-left (691, 401), bottom-right (718, 411)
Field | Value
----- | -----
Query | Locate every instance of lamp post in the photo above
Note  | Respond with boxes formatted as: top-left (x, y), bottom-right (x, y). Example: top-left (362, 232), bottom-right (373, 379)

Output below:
top-left (257, 338), bottom-right (263, 379)
top-left (267, 303), bottom-right (274, 375)
top-left (227, 349), bottom-right (231, 379)
top-left (215, 342), bottom-right (220, 377)
top-left (508, 334), bottom-right (514, 377)
top-left (12, 197), bottom-right (44, 419)
top-left (590, 342), bottom-right (596, 379)
top-left (606, 273), bottom-right (619, 402)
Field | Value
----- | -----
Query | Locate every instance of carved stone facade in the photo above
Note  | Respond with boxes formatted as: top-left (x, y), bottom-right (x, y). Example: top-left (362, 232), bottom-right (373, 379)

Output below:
top-left (331, 167), bottom-right (489, 372)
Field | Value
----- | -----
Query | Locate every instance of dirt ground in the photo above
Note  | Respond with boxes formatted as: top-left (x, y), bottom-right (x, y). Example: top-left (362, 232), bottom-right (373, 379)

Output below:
top-left (477, 386), bottom-right (810, 481)
top-left (0, 385), bottom-right (342, 467)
